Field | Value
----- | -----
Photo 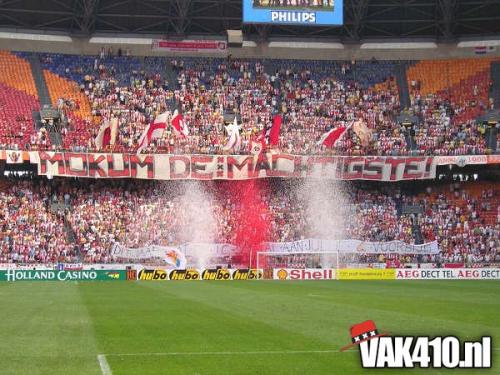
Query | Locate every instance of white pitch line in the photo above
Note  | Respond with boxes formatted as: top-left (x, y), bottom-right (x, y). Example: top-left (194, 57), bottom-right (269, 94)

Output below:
top-left (103, 349), bottom-right (357, 357)
top-left (97, 354), bottom-right (112, 375)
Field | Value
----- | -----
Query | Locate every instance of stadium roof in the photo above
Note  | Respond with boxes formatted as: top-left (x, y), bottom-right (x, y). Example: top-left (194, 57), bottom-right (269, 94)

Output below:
top-left (0, 0), bottom-right (499, 41)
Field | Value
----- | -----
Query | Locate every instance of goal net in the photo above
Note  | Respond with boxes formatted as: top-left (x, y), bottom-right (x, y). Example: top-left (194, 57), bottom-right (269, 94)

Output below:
top-left (256, 250), bottom-right (392, 276)
top-left (256, 251), bottom-right (340, 272)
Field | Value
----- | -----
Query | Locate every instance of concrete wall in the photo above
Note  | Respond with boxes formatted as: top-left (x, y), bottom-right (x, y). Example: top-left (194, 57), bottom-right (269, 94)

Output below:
top-left (1, 36), bottom-right (499, 60)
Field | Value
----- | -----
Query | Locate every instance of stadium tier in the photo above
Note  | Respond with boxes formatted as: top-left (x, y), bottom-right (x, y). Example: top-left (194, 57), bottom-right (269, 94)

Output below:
top-left (0, 51), bottom-right (498, 155)
top-left (1, 178), bottom-right (497, 267)
top-left (0, 0), bottom-right (499, 371)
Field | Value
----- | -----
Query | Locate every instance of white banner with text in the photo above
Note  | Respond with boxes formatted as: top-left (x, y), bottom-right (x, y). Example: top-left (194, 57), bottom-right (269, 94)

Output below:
top-left (30, 152), bottom-right (437, 181)
top-left (266, 239), bottom-right (440, 255)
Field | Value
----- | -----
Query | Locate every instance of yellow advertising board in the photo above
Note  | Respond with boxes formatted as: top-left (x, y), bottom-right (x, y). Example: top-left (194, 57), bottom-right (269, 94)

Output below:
top-left (338, 269), bottom-right (396, 280)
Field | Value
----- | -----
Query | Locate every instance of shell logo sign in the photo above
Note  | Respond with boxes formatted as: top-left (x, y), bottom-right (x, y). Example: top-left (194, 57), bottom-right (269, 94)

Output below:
top-left (277, 269), bottom-right (289, 280)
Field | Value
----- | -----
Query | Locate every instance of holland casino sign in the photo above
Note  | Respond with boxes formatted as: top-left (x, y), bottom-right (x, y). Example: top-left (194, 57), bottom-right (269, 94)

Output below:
top-left (2, 270), bottom-right (98, 282)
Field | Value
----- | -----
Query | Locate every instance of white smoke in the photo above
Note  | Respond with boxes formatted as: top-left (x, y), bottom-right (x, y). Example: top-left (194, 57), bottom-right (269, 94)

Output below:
top-left (294, 179), bottom-right (349, 268)
top-left (175, 181), bottom-right (218, 268)
top-left (299, 179), bottom-right (348, 240)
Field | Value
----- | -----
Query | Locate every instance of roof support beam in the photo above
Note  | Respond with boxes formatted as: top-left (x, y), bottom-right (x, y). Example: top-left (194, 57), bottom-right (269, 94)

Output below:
top-left (345, 0), bottom-right (370, 40)
top-left (73, 0), bottom-right (100, 34)
top-left (438, 0), bottom-right (457, 40)
top-left (172, 0), bottom-right (192, 35)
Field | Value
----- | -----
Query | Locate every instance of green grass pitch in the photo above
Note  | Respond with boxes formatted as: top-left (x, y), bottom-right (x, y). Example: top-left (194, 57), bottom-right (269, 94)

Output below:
top-left (0, 280), bottom-right (498, 374)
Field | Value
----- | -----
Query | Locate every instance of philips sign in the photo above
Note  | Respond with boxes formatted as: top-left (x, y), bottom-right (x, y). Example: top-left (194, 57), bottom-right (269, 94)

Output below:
top-left (243, 0), bottom-right (343, 26)
top-left (270, 11), bottom-right (316, 24)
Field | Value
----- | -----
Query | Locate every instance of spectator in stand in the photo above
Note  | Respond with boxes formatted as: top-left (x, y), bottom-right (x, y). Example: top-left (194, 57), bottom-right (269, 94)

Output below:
top-left (32, 54), bottom-right (499, 156)
top-left (0, 180), bottom-right (75, 263)
top-left (1, 177), bottom-right (496, 266)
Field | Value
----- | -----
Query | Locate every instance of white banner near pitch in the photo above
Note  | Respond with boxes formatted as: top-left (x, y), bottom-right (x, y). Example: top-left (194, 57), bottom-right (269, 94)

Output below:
top-left (110, 243), bottom-right (186, 269)
top-left (30, 152), bottom-right (437, 181)
top-left (396, 268), bottom-right (500, 280)
top-left (266, 239), bottom-right (439, 255)
top-left (178, 243), bottom-right (236, 258)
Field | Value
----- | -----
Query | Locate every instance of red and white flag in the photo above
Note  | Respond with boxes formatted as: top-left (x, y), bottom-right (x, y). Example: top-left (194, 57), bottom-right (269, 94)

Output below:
top-left (257, 114), bottom-right (282, 150)
top-left (95, 120), bottom-right (111, 149)
top-left (317, 123), bottom-right (352, 148)
top-left (171, 109), bottom-right (189, 137)
top-left (137, 111), bottom-right (169, 154)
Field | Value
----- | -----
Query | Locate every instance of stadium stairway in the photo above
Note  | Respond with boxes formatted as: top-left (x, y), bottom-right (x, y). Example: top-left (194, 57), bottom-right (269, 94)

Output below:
top-left (160, 59), bottom-right (185, 91)
top-left (264, 60), bottom-right (274, 76)
top-left (27, 54), bottom-right (51, 107)
top-left (396, 61), bottom-right (411, 109)
top-left (491, 61), bottom-right (500, 108)
top-left (164, 60), bottom-right (179, 90)
top-left (49, 131), bottom-right (63, 147)
top-left (26, 54), bottom-right (64, 147)
top-left (64, 219), bottom-right (78, 256)
top-left (412, 223), bottom-right (424, 245)
top-left (51, 202), bottom-right (81, 260)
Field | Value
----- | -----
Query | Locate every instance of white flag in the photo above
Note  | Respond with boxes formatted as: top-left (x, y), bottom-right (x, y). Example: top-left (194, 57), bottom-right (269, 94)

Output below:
top-left (223, 117), bottom-right (241, 151)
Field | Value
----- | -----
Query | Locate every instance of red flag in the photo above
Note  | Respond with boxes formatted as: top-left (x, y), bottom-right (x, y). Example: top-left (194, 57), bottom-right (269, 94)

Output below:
top-left (171, 110), bottom-right (188, 137)
top-left (102, 127), bottom-right (111, 147)
top-left (317, 125), bottom-right (350, 148)
top-left (269, 114), bottom-right (282, 146)
top-left (258, 114), bottom-right (282, 149)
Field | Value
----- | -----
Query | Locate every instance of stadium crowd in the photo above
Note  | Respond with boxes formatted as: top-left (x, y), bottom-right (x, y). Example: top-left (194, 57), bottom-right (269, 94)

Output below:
top-left (0, 178), bottom-right (497, 266)
top-left (26, 54), bottom-right (497, 156)
top-left (0, 179), bottom-right (76, 264)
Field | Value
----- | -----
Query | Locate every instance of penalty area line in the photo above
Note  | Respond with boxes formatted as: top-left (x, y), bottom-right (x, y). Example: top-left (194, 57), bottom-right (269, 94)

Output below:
top-left (103, 349), bottom-right (357, 357)
top-left (97, 354), bottom-right (112, 375)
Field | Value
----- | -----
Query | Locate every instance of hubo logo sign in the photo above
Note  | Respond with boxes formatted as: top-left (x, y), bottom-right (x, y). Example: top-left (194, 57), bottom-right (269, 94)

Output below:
top-left (343, 320), bottom-right (492, 369)
top-left (138, 269), bottom-right (168, 280)
top-left (169, 269), bottom-right (200, 280)
top-left (0, 269), bottom-right (126, 281)
top-left (232, 269), bottom-right (262, 280)
top-left (201, 269), bottom-right (231, 280)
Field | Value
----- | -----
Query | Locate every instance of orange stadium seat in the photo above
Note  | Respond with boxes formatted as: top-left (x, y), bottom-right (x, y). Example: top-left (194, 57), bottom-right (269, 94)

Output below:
top-left (0, 50), bottom-right (38, 98)
top-left (43, 70), bottom-right (91, 120)
top-left (407, 57), bottom-right (497, 97)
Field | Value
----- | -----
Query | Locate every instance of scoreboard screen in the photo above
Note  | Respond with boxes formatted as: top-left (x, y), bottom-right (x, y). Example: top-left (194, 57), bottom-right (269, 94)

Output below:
top-left (243, 0), bottom-right (343, 26)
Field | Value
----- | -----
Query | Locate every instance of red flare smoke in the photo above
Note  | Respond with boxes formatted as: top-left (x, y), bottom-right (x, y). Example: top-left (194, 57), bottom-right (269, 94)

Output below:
top-left (226, 180), bottom-right (270, 267)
